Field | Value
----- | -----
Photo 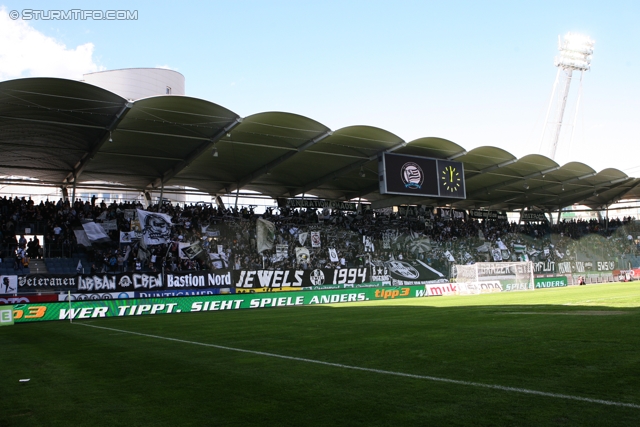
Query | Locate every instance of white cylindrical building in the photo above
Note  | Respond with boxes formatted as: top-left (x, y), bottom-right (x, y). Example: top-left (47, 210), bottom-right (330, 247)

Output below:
top-left (82, 68), bottom-right (185, 100)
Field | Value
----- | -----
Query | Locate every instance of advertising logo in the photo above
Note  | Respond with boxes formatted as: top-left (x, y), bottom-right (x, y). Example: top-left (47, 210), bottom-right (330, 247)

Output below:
top-left (401, 162), bottom-right (424, 189)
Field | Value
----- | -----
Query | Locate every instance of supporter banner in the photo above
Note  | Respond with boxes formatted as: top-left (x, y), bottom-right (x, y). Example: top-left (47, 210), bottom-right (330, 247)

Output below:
top-left (0, 275), bottom-right (18, 294)
top-left (438, 208), bottom-right (466, 219)
top-left (233, 268), bottom-right (369, 289)
top-left (77, 273), bottom-right (162, 292)
top-left (476, 262), bottom-right (532, 277)
top-left (311, 231), bottom-right (321, 248)
top-left (520, 212), bottom-right (548, 222)
top-left (538, 260), bottom-right (617, 274)
top-left (534, 277), bottom-right (568, 289)
top-left (0, 305), bottom-right (13, 326)
top-left (12, 287), bottom-right (419, 323)
top-left (396, 205), bottom-right (430, 217)
top-left (18, 275), bottom-right (77, 293)
top-left (165, 270), bottom-right (232, 288)
top-left (468, 209), bottom-right (507, 220)
top-left (374, 259), bottom-right (447, 286)
top-left (0, 294), bottom-right (58, 305)
top-left (135, 287), bottom-right (235, 298)
top-left (278, 198), bottom-right (359, 211)
top-left (101, 220), bottom-right (118, 231)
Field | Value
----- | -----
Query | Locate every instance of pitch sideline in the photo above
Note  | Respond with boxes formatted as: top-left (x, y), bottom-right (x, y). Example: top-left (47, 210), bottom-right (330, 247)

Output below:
top-left (80, 322), bottom-right (640, 410)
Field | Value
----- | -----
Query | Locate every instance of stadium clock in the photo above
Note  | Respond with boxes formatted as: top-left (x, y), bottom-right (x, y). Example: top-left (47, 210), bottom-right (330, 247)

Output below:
top-left (436, 160), bottom-right (465, 198)
top-left (440, 165), bottom-right (461, 192)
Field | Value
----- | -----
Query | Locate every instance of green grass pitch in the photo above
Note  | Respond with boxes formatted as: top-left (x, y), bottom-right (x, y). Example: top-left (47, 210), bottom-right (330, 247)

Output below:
top-left (2, 282), bottom-right (640, 426)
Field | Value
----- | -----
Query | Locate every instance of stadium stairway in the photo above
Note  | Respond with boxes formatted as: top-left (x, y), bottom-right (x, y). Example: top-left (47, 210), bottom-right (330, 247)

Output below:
top-left (28, 259), bottom-right (48, 274)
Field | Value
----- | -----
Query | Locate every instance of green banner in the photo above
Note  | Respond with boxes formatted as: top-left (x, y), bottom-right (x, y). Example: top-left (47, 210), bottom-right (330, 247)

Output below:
top-left (534, 276), bottom-right (568, 289)
top-left (0, 305), bottom-right (14, 326)
top-left (13, 287), bottom-right (422, 323)
top-left (302, 281), bottom-right (386, 291)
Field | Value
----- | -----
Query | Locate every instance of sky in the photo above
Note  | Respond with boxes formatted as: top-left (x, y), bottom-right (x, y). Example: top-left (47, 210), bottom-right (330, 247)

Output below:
top-left (1, 0), bottom-right (639, 176)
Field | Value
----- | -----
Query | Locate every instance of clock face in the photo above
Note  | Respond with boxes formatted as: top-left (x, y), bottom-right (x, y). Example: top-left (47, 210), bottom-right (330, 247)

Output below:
top-left (441, 165), bottom-right (462, 192)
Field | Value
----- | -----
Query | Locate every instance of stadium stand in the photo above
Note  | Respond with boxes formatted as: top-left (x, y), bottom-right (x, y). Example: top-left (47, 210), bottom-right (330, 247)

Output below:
top-left (1, 195), bottom-right (638, 279)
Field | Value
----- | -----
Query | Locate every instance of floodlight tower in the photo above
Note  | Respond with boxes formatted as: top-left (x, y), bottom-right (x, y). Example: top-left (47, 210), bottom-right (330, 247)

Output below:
top-left (540, 33), bottom-right (595, 160)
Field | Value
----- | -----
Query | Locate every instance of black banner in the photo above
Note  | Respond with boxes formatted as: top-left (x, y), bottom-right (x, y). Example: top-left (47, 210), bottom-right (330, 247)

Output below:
top-left (166, 270), bottom-right (233, 288)
top-left (77, 273), bottom-right (163, 292)
top-left (468, 209), bottom-right (508, 220)
top-left (278, 198), bottom-right (359, 211)
top-left (18, 274), bottom-right (77, 293)
top-left (372, 259), bottom-right (447, 286)
top-left (520, 212), bottom-right (549, 222)
top-left (233, 268), bottom-right (369, 289)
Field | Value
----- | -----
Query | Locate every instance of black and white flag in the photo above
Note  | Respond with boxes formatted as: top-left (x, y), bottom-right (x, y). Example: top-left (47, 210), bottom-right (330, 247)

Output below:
top-left (137, 209), bottom-right (172, 245)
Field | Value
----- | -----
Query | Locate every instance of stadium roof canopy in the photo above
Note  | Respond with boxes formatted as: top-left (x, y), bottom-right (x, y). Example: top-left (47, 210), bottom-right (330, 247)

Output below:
top-left (1, 77), bottom-right (639, 213)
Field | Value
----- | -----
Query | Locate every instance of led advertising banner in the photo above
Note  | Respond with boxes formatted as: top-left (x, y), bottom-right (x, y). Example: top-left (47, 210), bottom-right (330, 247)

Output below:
top-left (12, 287), bottom-right (423, 323)
top-left (534, 277), bottom-right (568, 289)
top-left (0, 305), bottom-right (13, 326)
top-left (379, 153), bottom-right (465, 199)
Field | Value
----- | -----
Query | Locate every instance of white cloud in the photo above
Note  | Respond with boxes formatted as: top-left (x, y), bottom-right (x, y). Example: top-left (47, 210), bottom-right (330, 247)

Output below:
top-left (0, 7), bottom-right (102, 81)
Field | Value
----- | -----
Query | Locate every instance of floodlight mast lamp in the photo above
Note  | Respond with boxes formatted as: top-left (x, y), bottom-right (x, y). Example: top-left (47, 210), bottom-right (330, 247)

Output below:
top-left (541, 33), bottom-right (594, 160)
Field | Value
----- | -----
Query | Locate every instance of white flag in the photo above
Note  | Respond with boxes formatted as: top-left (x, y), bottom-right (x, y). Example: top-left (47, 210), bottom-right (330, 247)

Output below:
top-left (74, 229), bottom-right (91, 247)
top-left (328, 248), bottom-right (339, 262)
top-left (120, 231), bottom-right (132, 244)
top-left (81, 222), bottom-right (110, 243)
top-left (256, 218), bottom-right (275, 253)
top-left (136, 209), bottom-right (172, 245)
top-left (276, 244), bottom-right (289, 262)
top-left (444, 250), bottom-right (455, 262)
top-left (298, 232), bottom-right (308, 246)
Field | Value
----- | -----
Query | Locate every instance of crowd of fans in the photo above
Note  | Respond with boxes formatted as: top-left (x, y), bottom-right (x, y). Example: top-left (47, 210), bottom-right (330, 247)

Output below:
top-left (0, 195), bottom-right (639, 276)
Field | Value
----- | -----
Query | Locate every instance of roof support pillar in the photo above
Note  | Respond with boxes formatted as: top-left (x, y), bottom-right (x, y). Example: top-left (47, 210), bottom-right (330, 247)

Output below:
top-left (159, 181), bottom-right (164, 212)
top-left (71, 177), bottom-right (77, 204)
